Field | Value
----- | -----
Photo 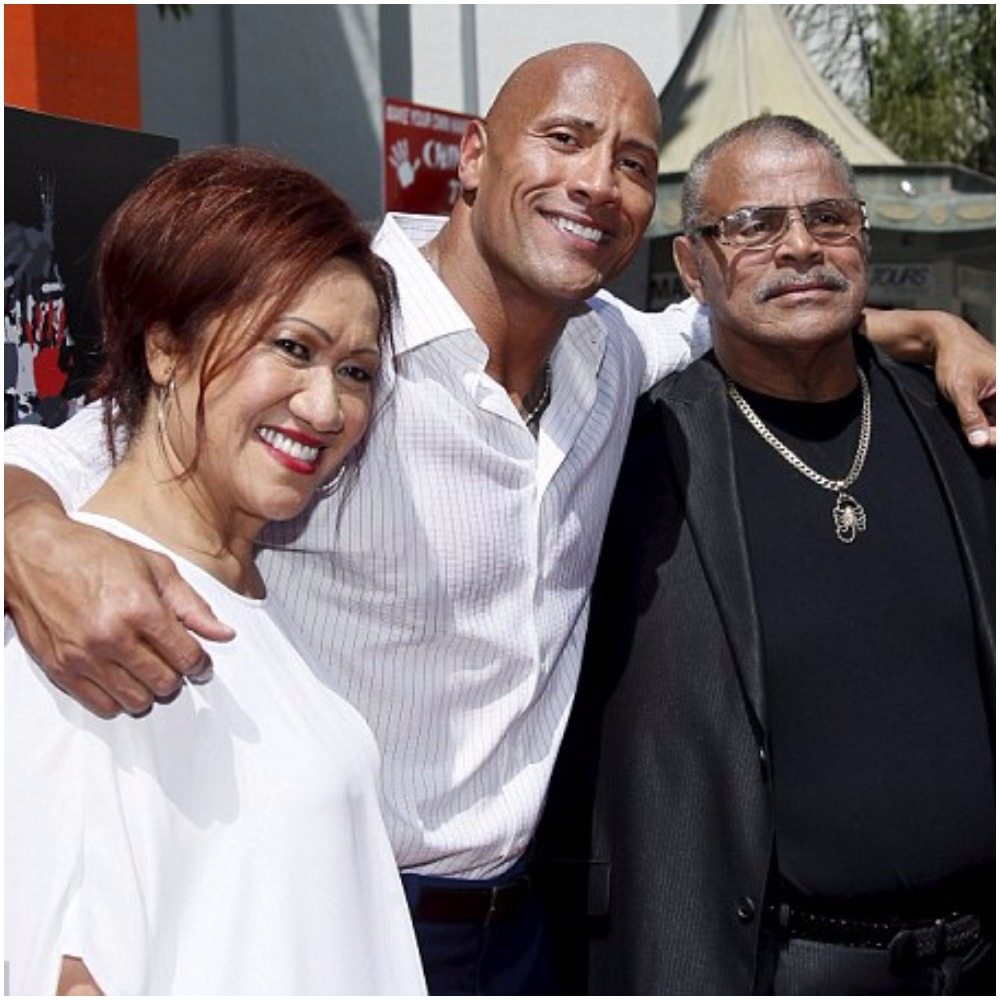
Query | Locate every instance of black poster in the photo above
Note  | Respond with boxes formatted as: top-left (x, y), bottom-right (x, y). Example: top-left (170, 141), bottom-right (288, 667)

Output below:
top-left (4, 107), bottom-right (178, 428)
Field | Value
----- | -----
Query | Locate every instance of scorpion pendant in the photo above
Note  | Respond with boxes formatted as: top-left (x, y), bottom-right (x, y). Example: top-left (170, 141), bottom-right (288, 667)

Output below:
top-left (832, 492), bottom-right (866, 543)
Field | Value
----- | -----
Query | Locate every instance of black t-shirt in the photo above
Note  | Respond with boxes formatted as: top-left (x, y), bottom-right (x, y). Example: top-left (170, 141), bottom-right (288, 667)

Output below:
top-left (729, 356), bottom-right (993, 909)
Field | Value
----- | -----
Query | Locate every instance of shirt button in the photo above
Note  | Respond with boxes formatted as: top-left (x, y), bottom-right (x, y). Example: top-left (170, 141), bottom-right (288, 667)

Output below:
top-left (736, 896), bottom-right (757, 923)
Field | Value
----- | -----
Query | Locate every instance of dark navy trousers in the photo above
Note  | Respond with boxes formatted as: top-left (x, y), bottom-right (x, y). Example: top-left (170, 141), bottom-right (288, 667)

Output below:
top-left (402, 860), bottom-right (557, 996)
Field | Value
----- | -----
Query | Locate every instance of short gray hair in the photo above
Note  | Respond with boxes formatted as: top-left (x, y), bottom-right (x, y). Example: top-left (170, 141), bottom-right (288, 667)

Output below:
top-left (680, 115), bottom-right (860, 235)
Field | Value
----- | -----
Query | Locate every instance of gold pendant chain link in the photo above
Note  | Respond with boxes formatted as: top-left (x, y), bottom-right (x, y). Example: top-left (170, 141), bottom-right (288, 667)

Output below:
top-left (726, 366), bottom-right (871, 543)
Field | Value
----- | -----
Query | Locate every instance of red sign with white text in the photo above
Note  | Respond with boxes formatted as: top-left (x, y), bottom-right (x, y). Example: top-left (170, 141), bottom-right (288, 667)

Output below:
top-left (383, 98), bottom-right (475, 215)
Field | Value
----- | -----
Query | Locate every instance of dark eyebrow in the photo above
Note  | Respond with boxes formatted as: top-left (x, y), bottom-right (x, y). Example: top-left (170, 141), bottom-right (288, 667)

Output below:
top-left (536, 116), bottom-right (657, 160)
top-left (278, 315), bottom-right (381, 359)
top-left (536, 115), bottom-right (596, 133)
top-left (621, 137), bottom-right (659, 162)
top-left (277, 315), bottom-right (334, 344)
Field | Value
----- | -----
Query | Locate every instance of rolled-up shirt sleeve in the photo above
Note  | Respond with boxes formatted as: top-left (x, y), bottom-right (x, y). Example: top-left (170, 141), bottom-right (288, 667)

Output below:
top-left (4, 403), bottom-right (112, 512)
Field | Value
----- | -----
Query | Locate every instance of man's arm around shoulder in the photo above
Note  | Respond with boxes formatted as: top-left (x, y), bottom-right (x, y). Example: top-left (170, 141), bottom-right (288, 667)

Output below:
top-left (863, 308), bottom-right (996, 448)
top-left (5, 414), bottom-right (234, 717)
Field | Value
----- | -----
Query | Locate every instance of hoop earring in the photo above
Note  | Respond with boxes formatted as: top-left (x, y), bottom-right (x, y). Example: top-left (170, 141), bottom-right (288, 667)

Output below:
top-left (156, 377), bottom-right (176, 436)
top-left (316, 462), bottom-right (349, 497)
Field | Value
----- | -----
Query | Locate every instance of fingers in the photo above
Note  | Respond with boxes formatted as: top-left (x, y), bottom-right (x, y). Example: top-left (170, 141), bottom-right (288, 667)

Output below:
top-left (86, 566), bottom-right (209, 684)
top-left (76, 558), bottom-right (236, 711)
top-left (930, 320), bottom-right (996, 449)
top-left (136, 564), bottom-right (235, 688)
top-left (51, 674), bottom-right (123, 720)
top-left (5, 507), bottom-right (235, 719)
top-left (47, 648), bottom-right (175, 718)
top-left (43, 616), bottom-right (187, 714)
top-left (962, 415), bottom-right (995, 448)
top-left (955, 387), bottom-right (996, 449)
top-left (55, 623), bottom-right (228, 717)
top-left (128, 591), bottom-right (215, 686)
top-left (154, 567), bottom-right (237, 645)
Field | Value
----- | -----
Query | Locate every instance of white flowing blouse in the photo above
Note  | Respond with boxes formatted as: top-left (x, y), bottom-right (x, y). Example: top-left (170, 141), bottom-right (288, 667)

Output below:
top-left (4, 513), bottom-right (426, 996)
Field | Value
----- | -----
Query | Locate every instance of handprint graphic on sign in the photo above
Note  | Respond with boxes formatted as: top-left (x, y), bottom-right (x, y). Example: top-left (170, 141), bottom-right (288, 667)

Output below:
top-left (383, 99), bottom-right (474, 214)
top-left (388, 139), bottom-right (421, 190)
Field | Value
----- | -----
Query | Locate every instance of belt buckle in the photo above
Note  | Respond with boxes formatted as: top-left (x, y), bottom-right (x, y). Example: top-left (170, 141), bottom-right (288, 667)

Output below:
top-left (484, 875), bottom-right (529, 926)
top-left (888, 912), bottom-right (980, 970)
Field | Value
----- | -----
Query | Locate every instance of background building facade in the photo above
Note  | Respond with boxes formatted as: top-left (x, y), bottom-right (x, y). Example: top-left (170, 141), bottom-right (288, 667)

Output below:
top-left (7, 4), bottom-right (994, 335)
top-left (135, 5), bottom-right (704, 221)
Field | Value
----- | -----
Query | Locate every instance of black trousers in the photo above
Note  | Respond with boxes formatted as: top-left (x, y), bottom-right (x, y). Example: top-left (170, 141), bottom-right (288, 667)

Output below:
top-left (757, 928), bottom-right (994, 995)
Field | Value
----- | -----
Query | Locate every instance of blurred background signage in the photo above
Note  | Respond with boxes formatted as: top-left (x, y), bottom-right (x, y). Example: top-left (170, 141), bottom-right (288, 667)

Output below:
top-left (383, 98), bottom-right (474, 215)
top-left (4, 108), bottom-right (177, 429)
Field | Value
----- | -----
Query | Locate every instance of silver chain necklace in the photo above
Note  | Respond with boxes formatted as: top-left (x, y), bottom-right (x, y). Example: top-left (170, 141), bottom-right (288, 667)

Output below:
top-left (726, 366), bottom-right (871, 543)
top-left (523, 361), bottom-right (552, 428)
top-left (421, 238), bottom-right (552, 434)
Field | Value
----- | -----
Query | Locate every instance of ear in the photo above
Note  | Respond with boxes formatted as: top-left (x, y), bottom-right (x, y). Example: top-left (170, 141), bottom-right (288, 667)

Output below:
top-left (673, 235), bottom-right (708, 305)
top-left (144, 323), bottom-right (181, 387)
top-left (457, 120), bottom-right (488, 194)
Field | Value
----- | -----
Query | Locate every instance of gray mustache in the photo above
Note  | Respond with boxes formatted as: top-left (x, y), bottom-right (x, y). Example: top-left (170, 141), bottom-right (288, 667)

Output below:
top-left (754, 271), bottom-right (850, 302)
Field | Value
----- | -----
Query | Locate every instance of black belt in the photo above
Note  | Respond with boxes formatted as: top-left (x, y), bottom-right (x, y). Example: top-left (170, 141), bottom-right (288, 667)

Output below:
top-left (767, 901), bottom-right (984, 959)
top-left (411, 874), bottom-right (533, 925)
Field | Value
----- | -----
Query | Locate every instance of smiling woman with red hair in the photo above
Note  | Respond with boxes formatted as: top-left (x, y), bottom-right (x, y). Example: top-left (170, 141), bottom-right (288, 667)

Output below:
top-left (4, 147), bottom-right (426, 996)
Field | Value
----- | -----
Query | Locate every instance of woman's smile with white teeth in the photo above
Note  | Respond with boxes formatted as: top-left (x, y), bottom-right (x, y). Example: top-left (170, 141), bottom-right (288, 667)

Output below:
top-left (257, 427), bottom-right (322, 463)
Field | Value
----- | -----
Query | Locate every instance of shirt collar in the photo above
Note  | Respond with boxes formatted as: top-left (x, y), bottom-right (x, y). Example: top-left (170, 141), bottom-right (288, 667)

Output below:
top-left (553, 307), bottom-right (608, 389)
top-left (373, 213), bottom-right (474, 357)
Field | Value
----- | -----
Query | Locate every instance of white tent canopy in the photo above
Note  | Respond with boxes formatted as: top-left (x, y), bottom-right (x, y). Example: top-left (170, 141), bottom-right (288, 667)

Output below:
top-left (658, 4), bottom-right (904, 175)
top-left (645, 5), bottom-right (994, 339)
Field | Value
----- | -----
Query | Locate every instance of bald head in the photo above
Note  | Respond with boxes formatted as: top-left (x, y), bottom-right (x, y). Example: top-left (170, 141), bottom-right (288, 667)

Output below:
top-left (440, 40), bottom-right (661, 315)
top-left (486, 43), bottom-right (661, 143)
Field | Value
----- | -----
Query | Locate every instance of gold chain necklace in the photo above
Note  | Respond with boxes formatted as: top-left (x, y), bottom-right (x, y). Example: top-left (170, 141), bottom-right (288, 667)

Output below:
top-left (726, 366), bottom-right (871, 544)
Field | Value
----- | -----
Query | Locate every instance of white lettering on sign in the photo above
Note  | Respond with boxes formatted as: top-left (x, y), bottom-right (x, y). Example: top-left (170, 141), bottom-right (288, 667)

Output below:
top-left (385, 104), bottom-right (410, 125)
top-left (422, 139), bottom-right (460, 171)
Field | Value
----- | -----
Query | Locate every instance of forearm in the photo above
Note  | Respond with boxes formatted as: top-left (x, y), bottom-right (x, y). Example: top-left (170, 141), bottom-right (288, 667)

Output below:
top-left (863, 306), bottom-right (995, 447)
top-left (6, 464), bottom-right (66, 519)
top-left (861, 307), bottom-right (986, 364)
top-left (4, 466), bottom-right (71, 614)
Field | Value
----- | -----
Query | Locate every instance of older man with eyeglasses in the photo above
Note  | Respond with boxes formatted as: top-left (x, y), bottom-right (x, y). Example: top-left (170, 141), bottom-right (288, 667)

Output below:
top-left (538, 114), bottom-right (994, 996)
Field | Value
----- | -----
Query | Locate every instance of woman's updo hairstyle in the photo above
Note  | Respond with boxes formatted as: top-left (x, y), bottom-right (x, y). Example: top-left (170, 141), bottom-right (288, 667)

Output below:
top-left (92, 145), bottom-right (396, 460)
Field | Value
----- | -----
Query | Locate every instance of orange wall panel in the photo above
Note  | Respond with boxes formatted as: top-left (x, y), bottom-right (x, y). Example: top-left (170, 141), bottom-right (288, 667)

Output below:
top-left (5, 5), bottom-right (42, 109)
top-left (5, 4), bottom-right (140, 129)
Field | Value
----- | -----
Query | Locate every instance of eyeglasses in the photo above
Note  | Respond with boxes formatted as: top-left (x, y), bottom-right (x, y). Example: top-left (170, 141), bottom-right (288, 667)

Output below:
top-left (695, 198), bottom-right (869, 250)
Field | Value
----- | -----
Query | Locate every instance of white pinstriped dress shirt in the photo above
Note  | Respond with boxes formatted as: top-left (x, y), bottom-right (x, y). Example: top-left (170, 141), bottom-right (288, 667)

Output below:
top-left (4, 213), bottom-right (710, 879)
